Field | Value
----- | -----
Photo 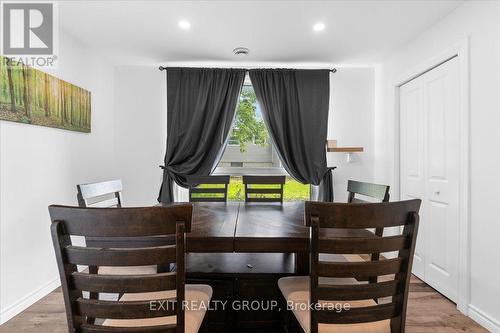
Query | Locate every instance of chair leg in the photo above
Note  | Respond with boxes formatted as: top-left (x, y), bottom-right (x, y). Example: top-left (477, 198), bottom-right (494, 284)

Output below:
top-left (279, 293), bottom-right (290, 333)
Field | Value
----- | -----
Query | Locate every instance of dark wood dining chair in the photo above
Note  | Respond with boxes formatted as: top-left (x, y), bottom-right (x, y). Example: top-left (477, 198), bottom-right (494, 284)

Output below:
top-left (186, 175), bottom-right (230, 202)
top-left (77, 179), bottom-right (123, 208)
top-left (279, 199), bottom-right (421, 333)
top-left (347, 180), bottom-right (391, 282)
top-left (347, 180), bottom-right (390, 204)
top-left (76, 179), bottom-right (172, 276)
top-left (49, 204), bottom-right (212, 333)
top-left (242, 175), bottom-right (286, 203)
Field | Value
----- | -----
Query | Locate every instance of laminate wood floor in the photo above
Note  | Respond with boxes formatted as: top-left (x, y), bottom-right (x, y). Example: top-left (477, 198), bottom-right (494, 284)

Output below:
top-left (0, 276), bottom-right (487, 333)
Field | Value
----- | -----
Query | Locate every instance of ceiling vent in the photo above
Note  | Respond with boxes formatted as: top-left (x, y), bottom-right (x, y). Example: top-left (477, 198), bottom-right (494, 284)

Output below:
top-left (233, 47), bottom-right (249, 56)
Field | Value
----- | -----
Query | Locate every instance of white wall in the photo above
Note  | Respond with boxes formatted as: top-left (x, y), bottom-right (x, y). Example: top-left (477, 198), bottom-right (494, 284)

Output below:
top-left (374, 1), bottom-right (500, 331)
top-left (329, 68), bottom-right (375, 201)
top-left (113, 66), bottom-right (166, 206)
top-left (0, 31), bottom-right (116, 323)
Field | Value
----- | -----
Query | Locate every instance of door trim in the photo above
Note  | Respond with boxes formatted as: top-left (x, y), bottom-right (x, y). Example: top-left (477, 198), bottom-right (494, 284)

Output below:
top-left (394, 38), bottom-right (470, 315)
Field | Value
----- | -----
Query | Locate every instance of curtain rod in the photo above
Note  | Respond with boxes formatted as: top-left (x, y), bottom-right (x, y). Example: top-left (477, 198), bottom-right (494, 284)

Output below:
top-left (158, 66), bottom-right (337, 73)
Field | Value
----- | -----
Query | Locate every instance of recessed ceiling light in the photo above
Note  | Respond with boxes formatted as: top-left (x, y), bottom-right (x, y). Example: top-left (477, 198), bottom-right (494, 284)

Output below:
top-left (178, 20), bottom-right (191, 30)
top-left (233, 47), bottom-right (250, 56)
top-left (313, 22), bottom-right (325, 32)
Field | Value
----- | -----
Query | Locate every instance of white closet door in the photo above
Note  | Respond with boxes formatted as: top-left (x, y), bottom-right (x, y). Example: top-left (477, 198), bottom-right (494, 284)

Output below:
top-left (400, 57), bottom-right (460, 303)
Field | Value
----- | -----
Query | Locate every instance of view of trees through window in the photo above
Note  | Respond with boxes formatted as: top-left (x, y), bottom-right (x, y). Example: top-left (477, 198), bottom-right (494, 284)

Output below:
top-left (218, 83), bottom-right (310, 201)
top-left (230, 85), bottom-right (268, 152)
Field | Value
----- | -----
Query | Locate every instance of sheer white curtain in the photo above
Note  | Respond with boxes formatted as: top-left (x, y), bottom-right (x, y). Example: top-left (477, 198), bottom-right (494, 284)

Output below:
top-left (173, 182), bottom-right (189, 202)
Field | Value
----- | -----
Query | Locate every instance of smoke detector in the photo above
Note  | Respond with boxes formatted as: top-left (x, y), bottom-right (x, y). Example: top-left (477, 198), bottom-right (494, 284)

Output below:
top-left (233, 47), bottom-right (249, 56)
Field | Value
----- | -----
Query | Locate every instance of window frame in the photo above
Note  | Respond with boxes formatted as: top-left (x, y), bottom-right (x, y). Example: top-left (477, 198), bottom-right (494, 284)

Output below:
top-left (217, 78), bottom-right (287, 176)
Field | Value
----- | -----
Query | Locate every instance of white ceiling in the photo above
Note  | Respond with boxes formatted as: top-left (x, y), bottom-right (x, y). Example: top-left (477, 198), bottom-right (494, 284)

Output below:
top-left (59, 0), bottom-right (464, 66)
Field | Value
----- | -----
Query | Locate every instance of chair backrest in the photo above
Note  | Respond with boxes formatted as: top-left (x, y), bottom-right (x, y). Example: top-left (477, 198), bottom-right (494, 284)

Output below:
top-left (186, 175), bottom-right (230, 202)
top-left (347, 180), bottom-right (391, 270)
top-left (77, 179), bottom-right (123, 208)
top-left (49, 204), bottom-right (192, 333)
top-left (347, 180), bottom-right (390, 203)
top-left (242, 175), bottom-right (286, 203)
top-left (305, 200), bottom-right (421, 333)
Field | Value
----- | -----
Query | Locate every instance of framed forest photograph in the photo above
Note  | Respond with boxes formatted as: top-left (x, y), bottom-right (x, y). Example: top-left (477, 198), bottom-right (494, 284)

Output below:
top-left (0, 56), bottom-right (91, 133)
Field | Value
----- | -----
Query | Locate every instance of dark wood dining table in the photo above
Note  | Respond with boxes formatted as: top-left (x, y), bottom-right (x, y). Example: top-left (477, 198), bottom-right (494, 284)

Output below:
top-left (161, 201), bottom-right (375, 274)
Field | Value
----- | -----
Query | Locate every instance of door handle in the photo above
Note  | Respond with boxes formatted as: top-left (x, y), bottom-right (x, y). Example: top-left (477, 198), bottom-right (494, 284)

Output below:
top-left (434, 189), bottom-right (440, 195)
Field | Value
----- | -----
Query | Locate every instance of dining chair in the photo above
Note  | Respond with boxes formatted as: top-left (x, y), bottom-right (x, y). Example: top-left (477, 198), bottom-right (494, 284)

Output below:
top-left (49, 204), bottom-right (212, 333)
top-left (186, 175), bottom-right (230, 202)
top-left (242, 175), bottom-right (286, 203)
top-left (77, 179), bottom-right (123, 208)
top-left (278, 199), bottom-right (421, 333)
top-left (76, 179), bottom-right (172, 277)
top-left (347, 180), bottom-right (391, 283)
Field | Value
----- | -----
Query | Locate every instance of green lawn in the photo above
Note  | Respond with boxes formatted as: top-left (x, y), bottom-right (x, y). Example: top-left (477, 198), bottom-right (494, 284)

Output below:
top-left (227, 176), bottom-right (309, 201)
top-left (193, 176), bottom-right (310, 201)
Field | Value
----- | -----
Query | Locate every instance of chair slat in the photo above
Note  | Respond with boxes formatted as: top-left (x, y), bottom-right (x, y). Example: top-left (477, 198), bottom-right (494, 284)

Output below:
top-left (78, 180), bottom-right (123, 200)
top-left (305, 200), bottom-right (421, 228)
top-left (246, 188), bottom-right (283, 194)
top-left (347, 180), bottom-right (390, 202)
top-left (316, 280), bottom-right (400, 301)
top-left (71, 272), bottom-right (176, 293)
top-left (190, 188), bottom-right (227, 194)
top-left (187, 175), bottom-right (230, 184)
top-left (317, 302), bottom-right (398, 324)
top-left (189, 197), bottom-right (227, 202)
top-left (80, 324), bottom-right (176, 333)
top-left (243, 175), bottom-right (286, 184)
top-left (65, 245), bottom-right (176, 266)
top-left (87, 197), bottom-right (119, 208)
top-left (245, 197), bottom-right (283, 203)
top-left (75, 298), bottom-right (177, 319)
top-left (49, 205), bottom-right (192, 236)
top-left (319, 235), bottom-right (408, 254)
top-left (318, 258), bottom-right (402, 278)
top-left (85, 236), bottom-right (176, 249)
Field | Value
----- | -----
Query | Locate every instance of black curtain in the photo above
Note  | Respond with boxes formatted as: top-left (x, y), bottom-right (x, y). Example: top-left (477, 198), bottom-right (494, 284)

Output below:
top-left (249, 69), bottom-right (333, 201)
top-left (158, 68), bottom-right (246, 203)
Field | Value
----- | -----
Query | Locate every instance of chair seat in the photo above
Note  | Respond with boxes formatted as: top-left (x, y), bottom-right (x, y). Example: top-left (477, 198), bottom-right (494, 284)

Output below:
top-left (103, 284), bottom-right (213, 333)
top-left (278, 254), bottom-right (390, 333)
top-left (278, 276), bottom-right (390, 333)
top-left (98, 265), bottom-right (158, 275)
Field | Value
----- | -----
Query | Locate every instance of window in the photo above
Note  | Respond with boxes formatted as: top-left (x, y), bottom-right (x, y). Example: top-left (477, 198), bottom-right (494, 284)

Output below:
top-left (219, 84), bottom-right (274, 169)
top-left (227, 135), bottom-right (240, 146)
top-left (216, 77), bottom-right (310, 201)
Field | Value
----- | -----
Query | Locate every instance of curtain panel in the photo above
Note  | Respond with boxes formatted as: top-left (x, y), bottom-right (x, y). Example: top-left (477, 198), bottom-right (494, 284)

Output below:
top-left (249, 69), bottom-right (333, 201)
top-left (158, 67), bottom-right (246, 203)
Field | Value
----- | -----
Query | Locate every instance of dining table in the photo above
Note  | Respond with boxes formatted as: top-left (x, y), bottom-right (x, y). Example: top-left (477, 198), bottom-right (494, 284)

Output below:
top-left (160, 201), bottom-right (375, 274)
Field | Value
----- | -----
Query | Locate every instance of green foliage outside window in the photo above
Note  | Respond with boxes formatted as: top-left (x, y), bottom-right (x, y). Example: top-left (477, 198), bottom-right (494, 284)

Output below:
top-left (231, 86), bottom-right (268, 152)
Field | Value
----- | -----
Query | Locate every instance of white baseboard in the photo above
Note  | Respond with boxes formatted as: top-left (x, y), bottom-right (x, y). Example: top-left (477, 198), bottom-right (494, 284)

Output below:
top-left (0, 277), bottom-right (60, 325)
top-left (469, 304), bottom-right (500, 333)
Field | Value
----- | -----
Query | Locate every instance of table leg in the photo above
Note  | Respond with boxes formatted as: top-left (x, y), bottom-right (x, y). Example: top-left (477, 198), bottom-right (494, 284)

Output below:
top-left (295, 252), bottom-right (309, 275)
